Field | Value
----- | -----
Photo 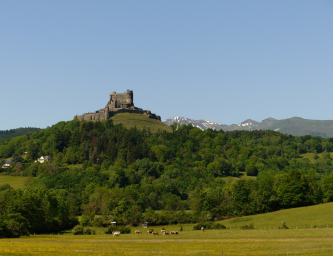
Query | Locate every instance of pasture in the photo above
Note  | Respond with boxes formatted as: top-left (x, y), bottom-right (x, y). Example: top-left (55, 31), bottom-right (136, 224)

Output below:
top-left (0, 174), bottom-right (28, 189)
top-left (1, 228), bottom-right (333, 255)
top-left (2, 203), bottom-right (333, 255)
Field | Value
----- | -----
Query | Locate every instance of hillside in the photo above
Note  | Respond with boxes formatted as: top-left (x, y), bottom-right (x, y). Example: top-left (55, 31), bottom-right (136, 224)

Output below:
top-left (111, 112), bottom-right (172, 133)
top-left (221, 202), bottom-right (333, 229)
top-left (1, 118), bottom-right (333, 236)
top-left (163, 116), bottom-right (333, 138)
top-left (0, 127), bottom-right (40, 141)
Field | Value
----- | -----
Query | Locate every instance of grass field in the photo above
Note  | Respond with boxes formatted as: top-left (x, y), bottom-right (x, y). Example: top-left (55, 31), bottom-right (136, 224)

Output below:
top-left (2, 203), bottom-right (333, 255)
top-left (0, 174), bottom-right (28, 189)
top-left (1, 229), bottom-right (333, 255)
top-left (111, 113), bottom-right (172, 133)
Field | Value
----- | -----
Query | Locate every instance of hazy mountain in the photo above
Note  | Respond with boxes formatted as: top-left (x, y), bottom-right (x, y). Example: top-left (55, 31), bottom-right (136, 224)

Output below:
top-left (162, 116), bottom-right (333, 138)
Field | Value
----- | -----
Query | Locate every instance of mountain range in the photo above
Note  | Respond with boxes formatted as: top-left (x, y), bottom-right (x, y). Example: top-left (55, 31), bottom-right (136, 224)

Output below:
top-left (162, 116), bottom-right (333, 138)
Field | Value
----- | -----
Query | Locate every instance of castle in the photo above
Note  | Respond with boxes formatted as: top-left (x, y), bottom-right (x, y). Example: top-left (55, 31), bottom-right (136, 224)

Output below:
top-left (74, 90), bottom-right (161, 121)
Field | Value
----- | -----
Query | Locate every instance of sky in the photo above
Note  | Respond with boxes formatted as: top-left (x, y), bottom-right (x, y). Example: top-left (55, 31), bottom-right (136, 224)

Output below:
top-left (1, 1), bottom-right (333, 130)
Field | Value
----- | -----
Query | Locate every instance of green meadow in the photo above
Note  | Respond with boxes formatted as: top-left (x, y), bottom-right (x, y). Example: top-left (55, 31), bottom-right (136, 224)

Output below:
top-left (300, 152), bottom-right (333, 163)
top-left (0, 174), bottom-right (28, 189)
top-left (1, 203), bottom-right (333, 255)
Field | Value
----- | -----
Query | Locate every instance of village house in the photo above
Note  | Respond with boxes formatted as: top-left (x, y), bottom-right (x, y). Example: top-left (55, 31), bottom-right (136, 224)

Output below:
top-left (36, 156), bottom-right (52, 163)
top-left (1, 159), bottom-right (12, 168)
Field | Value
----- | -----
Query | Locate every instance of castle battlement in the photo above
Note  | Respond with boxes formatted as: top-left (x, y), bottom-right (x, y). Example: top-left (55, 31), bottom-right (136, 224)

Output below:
top-left (74, 90), bottom-right (161, 121)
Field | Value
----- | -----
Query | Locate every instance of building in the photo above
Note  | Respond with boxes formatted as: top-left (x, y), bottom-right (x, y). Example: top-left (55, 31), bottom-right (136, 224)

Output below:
top-left (36, 156), bottom-right (52, 163)
top-left (74, 90), bottom-right (161, 121)
top-left (1, 159), bottom-right (12, 168)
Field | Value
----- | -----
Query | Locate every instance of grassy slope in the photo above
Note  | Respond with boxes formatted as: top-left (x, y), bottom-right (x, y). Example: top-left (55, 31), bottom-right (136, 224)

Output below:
top-left (219, 202), bottom-right (333, 229)
top-left (0, 175), bottom-right (27, 189)
top-left (220, 172), bottom-right (256, 183)
top-left (300, 152), bottom-right (333, 163)
top-left (111, 112), bottom-right (172, 133)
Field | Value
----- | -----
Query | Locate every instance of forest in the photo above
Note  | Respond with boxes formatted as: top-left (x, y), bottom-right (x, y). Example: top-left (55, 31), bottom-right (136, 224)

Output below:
top-left (1, 119), bottom-right (333, 237)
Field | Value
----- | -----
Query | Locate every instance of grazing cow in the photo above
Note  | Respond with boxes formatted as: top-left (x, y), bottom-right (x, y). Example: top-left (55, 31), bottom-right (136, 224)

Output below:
top-left (152, 231), bottom-right (159, 236)
top-left (147, 230), bottom-right (153, 234)
top-left (135, 230), bottom-right (142, 234)
top-left (161, 229), bottom-right (166, 234)
top-left (164, 232), bottom-right (169, 235)
top-left (201, 226), bottom-right (205, 232)
top-left (170, 231), bottom-right (179, 235)
top-left (113, 231), bottom-right (121, 237)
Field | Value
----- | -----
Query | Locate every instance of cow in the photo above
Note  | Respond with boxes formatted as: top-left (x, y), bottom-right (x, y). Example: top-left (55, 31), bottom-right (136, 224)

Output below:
top-left (113, 231), bottom-right (121, 237)
top-left (163, 232), bottom-right (169, 235)
top-left (161, 229), bottom-right (166, 234)
top-left (170, 231), bottom-right (178, 235)
top-left (152, 231), bottom-right (159, 236)
top-left (135, 230), bottom-right (142, 234)
top-left (201, 226), bottom-right (205, 232)
top-left (147, 230), bottom-right (153, 234)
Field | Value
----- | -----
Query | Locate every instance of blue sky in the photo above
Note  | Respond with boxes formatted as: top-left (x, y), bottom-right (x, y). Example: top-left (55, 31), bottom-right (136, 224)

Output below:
top-left (1, 1), bottom-right (333, 130)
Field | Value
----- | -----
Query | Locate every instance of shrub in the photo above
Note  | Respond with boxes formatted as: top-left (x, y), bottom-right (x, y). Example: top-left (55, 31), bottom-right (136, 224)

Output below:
top-left (72, 225), bottom-right (84, 235)
top-left (84, 228), bottom-right (96, 235)
top-left (245, 163), bottom-right (258, 176)
top-left (119, 226), bottom-right (131, 234)
top-left (279, 221), bottom-right (289, 229)
top-left (105, 225), bottom-right (131, 234)
top-left (193, 221), bottom-right (226, 230)
top-left (105, 225), bottom-right (117, 234)
top-left (80, 215), bottom-right (90, 226)
top-left (240, 224), bottom-right (255, 230)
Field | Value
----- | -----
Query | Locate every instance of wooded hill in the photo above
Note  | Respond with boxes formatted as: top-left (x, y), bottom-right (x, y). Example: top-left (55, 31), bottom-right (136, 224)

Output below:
top-left (0, 127), bottom-right (40, 141)
top-left (1, 114), bottom-right (333, 237)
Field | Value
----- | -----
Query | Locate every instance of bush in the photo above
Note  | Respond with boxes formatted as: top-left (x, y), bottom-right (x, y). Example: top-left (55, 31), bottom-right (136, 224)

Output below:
top-left (105, 225), bottom-right (117, 234)
top-left (84, 228), bottom-right (96, 235)
top-left (279, 221), bottom-right (289, 229)
top-left (72, 225), bottom-right (84, 235)
top-left (240, 224), bottom-right (255, 230)
top-left (193, 221), bottom-right (226, 230)
top-left (80, 215), bottom-right (90, 226)
top-left (245, 163), bottom-right (258, 176)
top-left (105, 225), bottom-right (131, 234)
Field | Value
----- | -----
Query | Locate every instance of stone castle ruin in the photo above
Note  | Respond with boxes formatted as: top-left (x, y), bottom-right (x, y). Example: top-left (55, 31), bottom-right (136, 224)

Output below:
top-left (74, 89), bottom-right (161, 121)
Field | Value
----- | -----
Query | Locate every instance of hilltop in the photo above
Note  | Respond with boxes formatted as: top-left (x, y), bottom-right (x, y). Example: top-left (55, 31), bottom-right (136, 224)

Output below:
top-left (111, 112), bottom-right (171, 133)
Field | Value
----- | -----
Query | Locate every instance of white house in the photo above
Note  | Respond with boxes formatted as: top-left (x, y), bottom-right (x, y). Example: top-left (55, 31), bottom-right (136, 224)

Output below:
top-left (36, 156), bottom-right (52, 163)
top-left (1, 159), bottom-right (12, 168)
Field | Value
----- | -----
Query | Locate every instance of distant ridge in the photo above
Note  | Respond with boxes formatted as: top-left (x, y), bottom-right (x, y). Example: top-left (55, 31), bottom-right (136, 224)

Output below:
top-left (162, 116), bottom-right (333, 138)
top-left (0, 127), bottom-right (40, 141)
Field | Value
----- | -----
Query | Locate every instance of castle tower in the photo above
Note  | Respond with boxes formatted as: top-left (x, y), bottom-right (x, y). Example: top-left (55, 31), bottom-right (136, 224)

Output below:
top-left (126, 89), bottom-right (133, 105)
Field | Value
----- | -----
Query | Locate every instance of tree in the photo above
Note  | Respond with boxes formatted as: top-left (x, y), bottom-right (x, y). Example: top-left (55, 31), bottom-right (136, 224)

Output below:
top-left (245, 162), bottom-right (258, 176)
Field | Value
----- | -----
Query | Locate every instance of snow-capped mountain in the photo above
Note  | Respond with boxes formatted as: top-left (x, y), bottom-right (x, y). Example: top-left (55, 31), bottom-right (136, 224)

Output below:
top-left (162, 116), bottom-right (228, 131)
top-left (162, 116), bottom-right (333, 138)
top-left (237, 119), bottom-right (259, 127)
